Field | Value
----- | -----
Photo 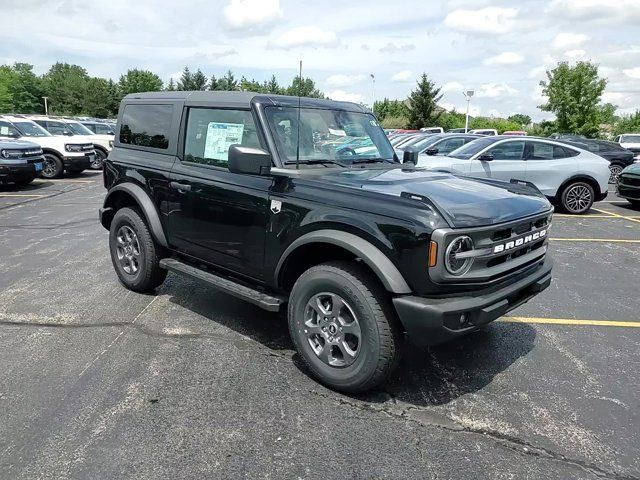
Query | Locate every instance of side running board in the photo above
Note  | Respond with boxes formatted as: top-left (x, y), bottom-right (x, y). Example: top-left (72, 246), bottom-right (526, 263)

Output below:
top-left (159, 258), bottom-right (286, 312)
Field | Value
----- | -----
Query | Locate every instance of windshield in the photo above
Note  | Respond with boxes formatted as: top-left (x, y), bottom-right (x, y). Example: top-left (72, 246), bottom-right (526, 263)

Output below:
top-left (447, 137), bottom-right (498, 159)
top-left (621, 135), bottom-right (640, 143)
top-left (264, 106), bottom-right (395, 167)
top-left (408, 135), bottom-right (441, 151)
top-left (67, 121), bottom-right (94, 135)
top-left (13, 121), bottom-right (52, 137)
top-left (0, 120), bottom-right (22, 138)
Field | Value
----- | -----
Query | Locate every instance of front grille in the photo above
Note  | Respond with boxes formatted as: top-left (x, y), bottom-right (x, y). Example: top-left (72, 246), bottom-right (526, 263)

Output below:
top-left (620, 175), bottom-right (640, 187)
top-left (81, 144), bottom-right (94, 151)
top-left (430, 211), bottom-right (552, 284)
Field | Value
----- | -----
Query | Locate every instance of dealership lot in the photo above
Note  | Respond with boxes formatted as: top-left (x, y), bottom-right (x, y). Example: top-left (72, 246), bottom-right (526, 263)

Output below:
top-left (0, 173), bottom-right (638, 479)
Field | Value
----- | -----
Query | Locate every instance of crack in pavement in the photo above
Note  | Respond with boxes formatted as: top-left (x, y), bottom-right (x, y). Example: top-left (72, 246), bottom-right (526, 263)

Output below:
top-left (309, 390), bottom-right (638, 480)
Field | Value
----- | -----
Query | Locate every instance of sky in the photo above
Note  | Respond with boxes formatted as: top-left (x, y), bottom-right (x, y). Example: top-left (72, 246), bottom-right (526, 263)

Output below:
top-left (1, 0), bottom-right (639, 121)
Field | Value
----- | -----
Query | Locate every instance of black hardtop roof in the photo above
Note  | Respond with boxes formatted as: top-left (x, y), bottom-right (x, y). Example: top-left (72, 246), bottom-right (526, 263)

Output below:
top-left (122, 90), bottom-right (369, 113)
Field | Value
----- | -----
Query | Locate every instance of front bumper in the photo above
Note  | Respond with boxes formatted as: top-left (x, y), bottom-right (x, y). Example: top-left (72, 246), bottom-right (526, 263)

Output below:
top-left (63, 154), bottom-right (92, 171)
top-left (617, 176), bottom-right (640, 201)
top-left (393, 258), bottom-right (553, 346)
top-left (0, 158), bottom-right (44, 182)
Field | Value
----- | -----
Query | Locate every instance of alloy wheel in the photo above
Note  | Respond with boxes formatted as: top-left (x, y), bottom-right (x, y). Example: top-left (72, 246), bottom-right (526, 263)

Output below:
top-left (609, 165), bottom-right (623, 184)
top-left (303, 292), bottom-right (362, 367)
top-left (115, 225), bottom-right (141, 275)
top-left (42, 157), bottom-right (58, 178)
top-left (565, 184), bottom-right (592, 213)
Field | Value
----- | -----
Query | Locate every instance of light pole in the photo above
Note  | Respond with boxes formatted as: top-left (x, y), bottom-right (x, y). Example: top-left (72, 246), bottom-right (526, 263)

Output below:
top-left (42, 96), bottom-right (49, 115)
top-left (463, 90), bottom-right (474, 133)
top-left (370, 74), bottom-right (375, 110)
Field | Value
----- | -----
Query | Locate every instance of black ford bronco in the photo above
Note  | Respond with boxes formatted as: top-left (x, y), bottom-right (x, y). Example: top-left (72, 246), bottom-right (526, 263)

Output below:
top-left (100, 91), bottom-right (552, 392)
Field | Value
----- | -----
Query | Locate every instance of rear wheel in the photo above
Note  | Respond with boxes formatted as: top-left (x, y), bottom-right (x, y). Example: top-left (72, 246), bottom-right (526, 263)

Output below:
top-left (560, 181), bottom-right (594, 214)
top-left (608, 164), bottom-right (624, 184)
top-left (288, 260), bottom-right (402, 393)
top-left (41, 154), bottom-right (63, 179)
top-left (109, 207), bottom-right (167, 292)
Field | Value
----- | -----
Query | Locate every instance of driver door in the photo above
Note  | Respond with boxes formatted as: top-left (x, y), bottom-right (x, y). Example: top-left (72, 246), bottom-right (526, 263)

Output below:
top-left (468, 140), bottom-right (526, 182)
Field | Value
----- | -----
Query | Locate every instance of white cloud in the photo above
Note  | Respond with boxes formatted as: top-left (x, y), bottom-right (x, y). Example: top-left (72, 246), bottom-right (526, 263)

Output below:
top-left (476, 82), bottom-right (518, 98)
top-left (564, 49), bottom-right (586, 58)
top-left (444, 7), bottom-right (518, 35)
top-left (483, 52), bottom-right (524, 66)
top-left (326, 90), bottom-right (366, 104)
top-left (602, 91), bottom-right (624, 104)
top-left (273, 26), bottom-right (338, 49)
top-left (548, 0), bottom-right (640, 22)
top-left (391, 70), bottom-right (413, 82)
top-left (224, 0), bottom-right (282, 31)
top-left (379, 43), bottom-right (416, 54)
top-left (623, 67), bottom-right (640, 79)
top-left (528, 65), bottom-right (547, 79)
top-left (442, 81), bottom-right (464, 93)
top-left (325, 74), bottom-right (365, 87)
top-left (552, 32), bottom-right (589, 49)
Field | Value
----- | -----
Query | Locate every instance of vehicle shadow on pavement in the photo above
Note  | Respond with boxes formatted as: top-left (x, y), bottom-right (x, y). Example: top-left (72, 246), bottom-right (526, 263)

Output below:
top-left (363, 321), bottom-right (537, 407)
top-left (167, 280), bottom-right (536, 406)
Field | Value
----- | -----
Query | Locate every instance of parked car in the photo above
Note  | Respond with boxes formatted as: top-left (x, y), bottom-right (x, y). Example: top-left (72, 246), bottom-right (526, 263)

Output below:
top-left (556, 138), bottom-right (635, 184)
top-left (614, 134), bottom-right (640, 161)
top-left (616, 163), bottom-right (640, 207)
top-left (0, 138), bottom-right (44, 185)
top-left (80, 120), bottom-right (116, 136)
top-left (419, 127), bottom-right (444, 134)
top-left (100, 91), bottom-right (553, 393)
top-left (469, 129), bottom-right (498, 136)
top-left (402, 134), bottom-right (481, 157)
top-left (447, 128), bottom-right (467, 133)
top-left (29, 116), bottom-right (113, 170)
top-left (0, 115), bottom-right (94, 178)
top-left (411, 136), bottom-right (609, 214)
top-left (549, 133), bottom-right (586, 140)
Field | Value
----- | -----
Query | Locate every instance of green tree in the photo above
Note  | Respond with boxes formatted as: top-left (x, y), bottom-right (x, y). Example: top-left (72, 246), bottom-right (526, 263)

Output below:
top-left (613, 110), bottom-right (640, 135)
top-left (507, 113), bottom-right (531, 127)
top-left (41, 62), bottom-right (90, 114)
top-left (177, 66), bottom-right (193, 90)
top-left (285, 76), bottom-right (323, 98)
top-left (0, 66), bottom-right (15, 112)
top-left (166, 78), bottom-right (176, 91)
top-left (439, 110), bottom-right (467, 131)
top-left (471, 116), bottom-right (521, 133)
top-left (208, 75), bottom-right (220, 91)
top-left (84, 77), bottom-right (120, 117)
top-left (4, 63), bottom-right (43, 113)
top-left (374, 98), bottom-right (409, 121)
top-left (539, 61), bottom-right (608, 137)
top-left (380, 115), bottom-right (409, 129)
top-left (239, 76), bottom-right (265, 93)
top-left (218, 70), bottom-right (239, 91)
top-left (265, 75), bottom-right (282, 94)
top-left (118, 68), bottom-right (163, 96)
top-left (191, 69), bottom-right (208, 90)
top-left (407, 73), bottom-right (443, 129)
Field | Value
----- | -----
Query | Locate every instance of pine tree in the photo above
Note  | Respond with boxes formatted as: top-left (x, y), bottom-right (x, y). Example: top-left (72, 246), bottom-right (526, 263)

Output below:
top-left (407, 73), bottom-right (443, 129)
top-left (166, 78), bottom-right (176, 91)
top-left (266, 75), bottom-right (282, 94)
top-left (192, 69), bottom-right (208, 90)
top-left (177, 66), bottom-right (193, 91)
top-left (208, 75), bottom-right (220, 91)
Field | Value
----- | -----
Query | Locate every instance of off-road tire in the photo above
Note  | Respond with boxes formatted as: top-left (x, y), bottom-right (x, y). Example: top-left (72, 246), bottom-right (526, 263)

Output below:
top-left (288, 260), bottom-right (402, 393)
top-left (109, 207), bottom-right (167, 292)
top-left (91, 149), bottom-right (106, 170)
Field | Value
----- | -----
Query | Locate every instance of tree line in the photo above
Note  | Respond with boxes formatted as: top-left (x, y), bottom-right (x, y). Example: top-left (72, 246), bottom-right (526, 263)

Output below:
top-left (374, 61), bottom-right (640, 137)
top-left (0, 63), bottom-right (324, 118)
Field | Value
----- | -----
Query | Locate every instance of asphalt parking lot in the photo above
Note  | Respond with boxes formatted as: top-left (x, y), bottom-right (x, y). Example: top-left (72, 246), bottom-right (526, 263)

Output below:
top-left (0, 172), bottom-right (638, 480)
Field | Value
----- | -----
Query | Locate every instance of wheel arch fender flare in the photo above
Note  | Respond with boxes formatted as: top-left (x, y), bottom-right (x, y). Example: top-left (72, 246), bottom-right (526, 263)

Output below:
top-left (41, 148), bottom-right (63, 160)
top-left (275, 229), bottom-right (411, 294)
top-left (558, 174), bottom-right (601, 196)
top-left (102, 183), bottom-right (168, 247)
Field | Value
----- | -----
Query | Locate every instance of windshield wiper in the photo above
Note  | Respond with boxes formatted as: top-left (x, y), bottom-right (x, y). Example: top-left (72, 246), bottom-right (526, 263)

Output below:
top-left (284, 159), bottom-right (348, 167)
top-left (350, 157), bottom-right (395, 164)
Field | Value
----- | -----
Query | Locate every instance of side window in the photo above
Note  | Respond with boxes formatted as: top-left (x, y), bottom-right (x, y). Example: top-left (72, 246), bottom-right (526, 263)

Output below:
top-left (0, 121), bottom-right (21, 137)
top-left (487, 141), bottom-right (525, 160)
top-left (527, 141), bottom-right (554, 160)
top-left (436, 138), bottom-right (465, 154)
top-left (119, 104), bottom-right (173, 149)
top-left (183, 108), bottom-right (262, 168)
top-left (96, 124), bottom-right (114, 135)
top-left (46, 121), bottom-right (70, 135)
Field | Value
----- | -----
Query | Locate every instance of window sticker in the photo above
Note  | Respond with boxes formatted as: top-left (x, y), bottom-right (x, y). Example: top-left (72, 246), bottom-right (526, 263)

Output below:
top-left (204, 122), bottom-right (245, 161)
top-left (0, 126), bottom-right (8, 135)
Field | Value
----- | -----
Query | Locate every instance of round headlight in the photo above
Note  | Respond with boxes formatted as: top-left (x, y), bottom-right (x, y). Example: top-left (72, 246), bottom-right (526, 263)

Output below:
top-left (445, 236), bottom-right (474, 275)
top-left (0, 150), bottom-right (8, 158)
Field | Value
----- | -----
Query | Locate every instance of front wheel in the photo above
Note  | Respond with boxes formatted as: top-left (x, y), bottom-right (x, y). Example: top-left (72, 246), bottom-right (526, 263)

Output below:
top-left (288, 260), bottom-right (402, 393)
top-left (41, 154), bottom-right (63, 179)
top-left (560, 181), bottom-right (594, 214)
top-left (109, 207), bottom-right (167, 292)
top-left (91, 149), bottom-right (106, 170)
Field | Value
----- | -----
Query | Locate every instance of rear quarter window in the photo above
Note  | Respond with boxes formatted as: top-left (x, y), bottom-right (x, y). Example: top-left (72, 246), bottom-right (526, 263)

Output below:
top-left (119, 104), bottom-right (173, 150)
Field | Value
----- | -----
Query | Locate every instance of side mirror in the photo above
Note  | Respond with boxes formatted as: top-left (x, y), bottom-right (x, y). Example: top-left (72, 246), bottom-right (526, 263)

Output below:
top-left (403, 149), bottom-right (418, 164)
top-left (228, 145), bottom-right (272, 175)
top-left (478, 153), bottom-right (494, 162)
top-left (64, 131), bottom-right (74, 136)
top-left (425, 147), bottom-right (439, 156)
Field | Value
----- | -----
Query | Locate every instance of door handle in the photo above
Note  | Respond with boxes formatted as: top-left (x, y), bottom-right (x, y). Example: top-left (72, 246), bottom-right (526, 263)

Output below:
top-left (170, 181), bottom-right (191, 192)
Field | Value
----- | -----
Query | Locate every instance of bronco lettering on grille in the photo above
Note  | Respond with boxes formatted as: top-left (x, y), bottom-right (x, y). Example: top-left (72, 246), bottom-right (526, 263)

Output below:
top-left (493, 229), bottom-right (546, 254)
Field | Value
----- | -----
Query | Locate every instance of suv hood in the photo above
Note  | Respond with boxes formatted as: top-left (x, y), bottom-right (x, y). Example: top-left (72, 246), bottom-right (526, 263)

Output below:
top-left (318, 167), bottom-right (551, 228)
